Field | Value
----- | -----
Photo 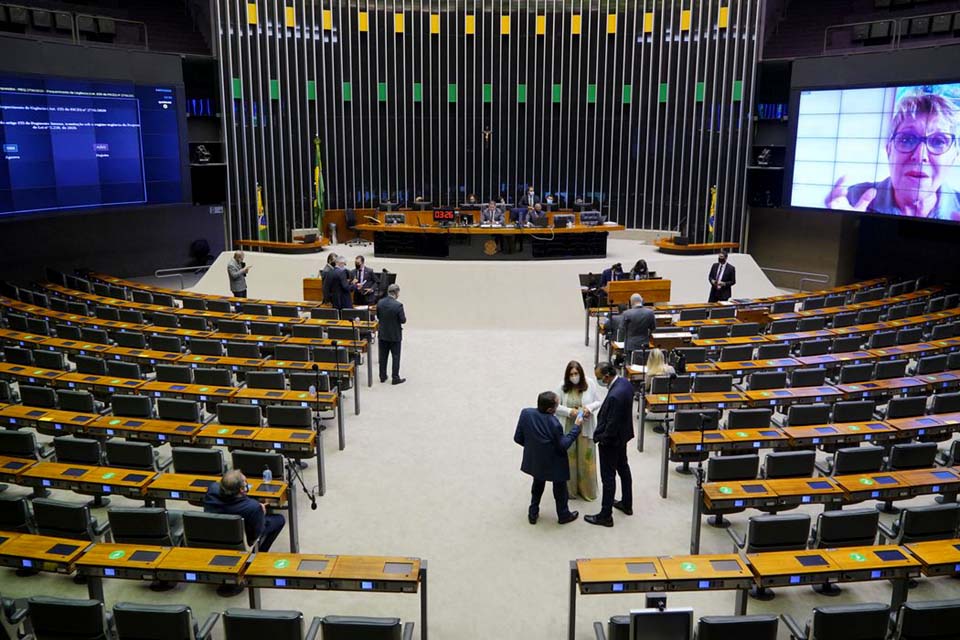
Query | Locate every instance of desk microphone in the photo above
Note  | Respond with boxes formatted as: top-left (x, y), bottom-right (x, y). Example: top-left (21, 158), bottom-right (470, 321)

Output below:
top-left (311, 363), bottom-right (319, 372)
top-left (364, 216), bottom-right (382, 225)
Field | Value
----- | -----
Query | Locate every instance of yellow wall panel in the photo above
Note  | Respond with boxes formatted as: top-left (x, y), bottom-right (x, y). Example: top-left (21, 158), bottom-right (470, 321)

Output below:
top-left (430, 13), bottom-right (440, 34)
top-left (571, 14), bottom-right (581, 35)
top-left (322, 9), bottom-right (332, 30)
top-left (607, 14), bottom-right (617, 34)
top-left (394, 13), bottom-right (404, 33)
top-left (500, 14), bottom-right (510, 35)
top-left (718, 7), bottom-right (730, 28)
top-left (465, 14), bottom-right (475, 35)
top-left (357, 11), bottom-right (368, 32)
top-left (680, 10), bottom-right (691, 32)
top-left (535, 15), bottom-right (546, 35)
top-left (643, 12), bottom-right (654, 34)
top-left (285, 6), bottom-right (295, 27)
top-left (247, 3), bottom-right (257, 25)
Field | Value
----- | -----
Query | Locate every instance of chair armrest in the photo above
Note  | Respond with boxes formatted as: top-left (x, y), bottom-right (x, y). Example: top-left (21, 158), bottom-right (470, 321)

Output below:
top-left (780, 613), bottom-right (806, 640)
top-left (402, 622), bottom-right (415, 640)
top-left (726, 526), bottom-right (746, 550)
top-left (936, 450), bottom-right (950, 467)
top-left (156, 455), bottom-right (173, 472)
top-left (878, 520), bottom-right (895, 545)
top-left (93, 520), bottom-right (111, 538)
top-left (7, 604), bottom-right (28, 625)
top-left (814, 459), bottom-right (832, 477)
top-left (593, 621), bottom-right (607, 640)
top-left (37, 445), bottom-right (56, 460)
top-left (304, 616), bottom-right (322, 640)
top-left (197, 612), bottom-right (220, 640)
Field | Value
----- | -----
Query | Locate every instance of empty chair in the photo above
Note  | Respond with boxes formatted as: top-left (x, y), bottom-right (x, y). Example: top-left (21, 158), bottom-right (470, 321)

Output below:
top-left (790, 367), bottom-right (826, 387)
top-left (4, 313), bottom-right (29, 331)
top-left (771, 300), bottom-right (795, 314)
top-left (50, 297), bottom-right (70, 312)
top-left (891, 598), bottom-right (960, 640)
top-left (181, 297), bottom-right (206, 311)
top-left (55, 323), bottom-right (82, 340)
top-left (75, 354), bottom-right (108, 375)
top-left (113, 602), bottom-right (219, 640)
top-left (249, 322), bottom-right (281, 336)
top-left (105, 439), bottom-right (169, 472)
top-left (879, 503), bottom-right (960, 545)
top-left (172, 447), bottom-right (226, 475)
top-left (884, 396), bottom-right (928, 420)
top-left (3, 346), bottom-right (32, 366)
top-left (149, 335), bottom-right (182, 353)
top-left (291, 324), bottom-right (325, 339)
top-left (222, 609), bottom-right (320, 640)
top-left (206, 299), bottom-right (233, 313)
top-left (152, 312), bottom-right (179, 328)
top-left (112, 394), bottom-right (154, 418)
top-left (289, 372), bottom-right (331, 393)
top-left (726, 408), bottom-right (773, 430)
top-left (674, 346), bottom-right (707, 364)
top-left (832, 335), bottom-right (864, 354)
top-left (930, 323), bottom-right (956, 340)
top-left (876, 358), bottom-right (909, 379)
top-left (769, 319), bottom-right (799, 334)
top-left (810, 509), bottom-right (882, 595)
top-left (107, 508), bottom-right (182, 547)
top-left (271, 305), bottom-right (299, 318)
top-left (797, 317), bottom-right (827, 332)
top-left (857, 308), bottom-right (882, 324)
top-left (231, 451), bottom-right (284, 480)
top-left (19, 384), bottom-right (57, 408)
top-left (57, 389), bottom-right (98, 413)
top-left (106, 360), bottom-right (141, 380)
top-left (719, 345), bottom-right (754, 362)
top-left (216, 403), bottom-right (262, 427)
top-left (693, 374), bottom-right (733, 393)
top-left (679, 308), bottom-right (708, 321)
top-left (728, 513), bottom-right (810, 599)
top-left (703, 454), bottom-right (759, 527)
top-left (157, 398), bottom-right (203, 423)
top-left (131, 290), bottom-right (154, 304)
top-left (950, 352), bottom-right (960, 369)
top-left (245, 371), bottom-right (286, 390)
top-left (0, 495), bottom-right (34, 533)
top-left (274, 345), bottom-right (310, 362)
top-left (320, 615), bottom-right (414, 640)
top-left (155, 364), bottom-right (194, 384)
top-left (152, 293), bottom-right (175, 308)
top-left (32, 499), bottom-right (110, 541)
top-left (94, 306), bottom-right (120, 322)
top-left (226, 342), bottom-right (261, 359)
top-left (916, 354), bottom-right (948, 375)
top-left (188, 339), bottom-right (224, 357)
top-left (837, 363), bottom-right (874, 384)
top-left (241, 302), bottom-right (270, 316)
top-left (930, 392), bottom-right (960, 414)
top-left (832, 311), bottom-right (858, 328)
top-left (818, 444), bottom-right (886, 477)
top-left (113, 331), bottom-right (147, 349)
top-left (756, 343), bottom-right (790, 359)
top-left (801, 297), bottom-right (825, 311)
top-left (887, 442), bottom-right (938, 471)
top-left (709, 307), bottom-right (737, 319)
top-left (783, 403), bottom-right (831, 427)
top-left (33, 349), bottom-right (67, 370)
top-left (747, 371), bottom-right (787, 391)
top-left (118, 309), bottom-right (144, 325)
top-left (868, 330), bottom-right (897, 349)
top-left (897, 327), bottom-right (924, 345)
top-left (669, 409), bottom-right (720, 474)
top-left (26, 597), bottom-right (112, 640)
top-left (824, 294), bottom-right (846, 307)
top-left (26, 317), bottom-right (51, 336)
top-left (309, 307), bottom-right (339, 320)
top-left (945, 293), bottom-right (960, 309)
top-left (906, 301), bottom-right (926, 317)
top-left (80, 327), bottom-right (110, 345)
top-left (178, 316), bottom-right (208, 332)
top-left (67, 301), bottom-right (90, 316)
top-left (0, 430), bottom-right (53, 461)
top-left (182, 512), bottom-right (247, 550)
top-left (312, 347), bottom-right (351, 364)
top-left (0, 380), bottom-right (15, 403)
top-left (341, 309), bottom-right (372, 323)
top-left (832, 400), bottom-right (876, 423)
top-left (887, 305), bottom-right (909, 321)
top-left (266, 406), bottom-right (312, 429)
top-left (54, 435), bottom-right (102, 465)
top-left (729, 322), bottom-right (760, 337)
top-left (762, 451), bottom-right (816, 479)
top-left (698, 325), bottom-right (730, 339)
top-left (217, 319), bottom-right (248, 335)
top-left (192, 367), bottom-right (233, 388)
top-left (796, 339), bottom-right (830, 357)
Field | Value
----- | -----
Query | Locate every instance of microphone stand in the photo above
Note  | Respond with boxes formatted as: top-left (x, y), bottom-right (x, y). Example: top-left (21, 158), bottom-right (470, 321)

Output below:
top-left (310, 363), bottom-right (326, 496)
top-left (332, 340), bottom-right (345, 450)
top-left (690, 411), bottom-right (710, 554)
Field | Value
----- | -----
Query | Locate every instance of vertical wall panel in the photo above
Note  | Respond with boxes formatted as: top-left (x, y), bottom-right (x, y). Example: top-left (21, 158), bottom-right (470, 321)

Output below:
top-left (216, 0), bottom-right (758, 243)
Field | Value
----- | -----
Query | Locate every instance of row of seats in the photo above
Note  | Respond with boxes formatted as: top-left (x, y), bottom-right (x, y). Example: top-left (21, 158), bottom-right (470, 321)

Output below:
top-left (693, 320), bottom-right (956, 348)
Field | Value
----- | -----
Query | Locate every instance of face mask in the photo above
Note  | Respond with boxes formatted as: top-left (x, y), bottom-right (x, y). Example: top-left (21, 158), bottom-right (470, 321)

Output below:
top-left (597, 377), bottom-right (609, 388)
top-left (569, 374), bottom-right (581, 385)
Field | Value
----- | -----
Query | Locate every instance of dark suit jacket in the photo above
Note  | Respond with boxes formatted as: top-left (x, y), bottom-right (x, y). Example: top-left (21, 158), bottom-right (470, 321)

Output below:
top-left (513, 408), bottom-right (580, 482)
top-left (622, 306), bottom-right (657, 352)
top-left (320, 264), bottom-right (336, 304)
top-left (330, 268), bottom-right (355, 310)
top-left (600, 268), bottom-right (623, 287)
top-left (350, 266), bottom-right (376, 304)
top-left (594, 377), bottom-right (635, 447)
top-left (708, 262), bottom-right (737, 302)
top-left (376, 295), bottom-right (406, 342)
top-left (522, 192), bottom-right (541, 207)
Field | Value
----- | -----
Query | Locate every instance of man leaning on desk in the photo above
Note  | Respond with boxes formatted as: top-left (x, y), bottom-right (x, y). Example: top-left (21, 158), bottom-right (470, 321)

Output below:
top-left (204, 469), bottom-right (286, 551)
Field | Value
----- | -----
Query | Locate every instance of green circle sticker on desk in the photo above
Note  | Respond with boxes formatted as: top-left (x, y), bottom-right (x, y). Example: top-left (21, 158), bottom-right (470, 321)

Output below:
top-left (199, 387), bottom-right (209, 392)
top-left (273, 559), bottom-right (290, 569)
top-left (110, 379), bottom-right (120, 384)
top-left (761, 392), bottom-right (771, 397)
top-left (735, 431), bottom-right (748, 438)
top-left (849, 425), bottom-right (861, 431)
top-left (108, 550), bottom-right (126, 560)
top-left (680, 562), bottom-right (697, 572)
top-left (217, 428), bottom-right (229, 435)
top-left (859, 477), bottom-right (875, 486)
top-left (102, 472), bottom-right (116, 480)
top-left (109, 419), bottom-right (121, 426)
top-left (299, 393), bottom-right (308, 398)
top-left (849, 552), bottom-right (867, 563)
top-left (718, 486), bottom-right (733, 495)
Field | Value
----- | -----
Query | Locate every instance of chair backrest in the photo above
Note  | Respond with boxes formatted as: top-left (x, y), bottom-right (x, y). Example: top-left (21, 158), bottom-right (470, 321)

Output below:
top-left (695, 615), bottom-right (778, 640)
top-left (886, 305), bottom-right (908, 321)
top-left (241, 302), bottom-right (270, 316)
top-left (131, 290), bottom-right (155, 304)
top-left (193, 367), bottom-right (233, 386)
top-left (222, 609), bottom-right (304, 640)
top-left (57, 389), bottom-right (97, 413)
top-left (875, 359), bottom-right (909, 380)
top-left (810, 603), bottom-right (890, 640)
top-left (181, 297), bottom-right (206, 310)
top-left (106, 360), bottom-right (141, 380)
top-left (289, 372), bottom-right (331, 392)
top-left (905, 301), bottom-right (926, 316)
top-left (310, 307), bottom-right (340, 320)
top-left (55, 323), bottom-right (82, 340)
top-left (172, 447), bottom-right (226, 475)
top-left (674, 347), bottom-right (706, 364)
top-left (832, 400), bottom-right (876, 423)
top-left (948, 352), bottom-right (960, 370)
top-left (271, 305), bottom-right (300, 318)
top-left (321, 616), bottom-right (405, 640)
top-left (832, 335), bottom-right (864, 354)
top-left (107, 508), bottom-right (177, 546)
top-left (706, 454), bottom-right (759, 482)
top-left (188, 339), bottom-right (224, 357)
top-left (178, 316), bottom-right (208, 332)
top-left (812, 508), bottom-right (879, 549)
top-left (118, 309), bottom-right (144, 325)
top-left (3, 346), bottom-right (33, 365)
top-left (33, 349), bottom-right (67, 370)
top-left (153, 293), bottom-right (176, 308)
top-left (67, 301), bottom-right (90, 316)
top-left (225, 342), bottom-right (261, 359)
top-left (729, 322), bottom-right (760, 337)
top-left (678, 308), bottom-right (708, 321)
top-left (182, 512), bottom-right (247, 550)
top-left (156, 364), bottom-right (194, 384)
top-left (824, 294), bottom-right (846, 307)
top-left (801, 297), bottom-right (825, 311)
top-left (868, 330), bottom-right (897, 349)
top-left (790, 367), bottom-right (826, 387)
top-left (916, 354), bottom-right (948, 375)
top-left (893, 598), bottom-right (960, 640)
top-left (245, 371), bottom-right (286, 390)
top-left (888, 442), bottom-right (939, 471)
top-left (266, 405), bottom-right (312, 429)
top-left (249, 322), bottom-right (281, 336)
top-left (340, 308), bottom-right (372, 323)
top-left (217, 319), bottom-right (248, 335)
top-left (763, 450), bottom-right (816, 479)
top-left (896, 504), bottom-right (960, 544)
top-left (718, 345), bottom-right (754, 362)
top-left (725, 408), bottom-right (772, 430)
top-left (27, 317), bottom-right (51, 336)
top-left (53, 435), bottom-right (102, 465)
top-left (931, 392), bottom-right (960, 415)
top-left (897, 327), bottom-right (924, 345)
top-left (105, 439), bottom-right (156, 471)
top-left (832, 445), bottom-right (886, 475)
top-left (797, 339), bottom-right (830, 357)
top-left (206, 299), bottom-right (233, 313)
top-left (838, 363), bottom-right (874, 384)
top-left (692, 374), bottom-right (733, 393)
top-left (769, 319), bottom-right (798, 334)
top-left (153, 313), bottom-right (179, 328)
top-left (74, 354), bottom-right (107, 375)
top-left (785, 403), bottom-right (831, 427)
top-left (32, 498), bottom-right (96, 540)
top-left (697, 325), bottom-right (730, 339)
top-left (112, 394), bottom-right (154, 418)
top-left (771, 300), bottom-right (795, 314)
top-left (274, 345), bottom-right (310, 362)
top-left (291, 324), bottom-right (325, 338)
top-left (94, 306), bottom-right (119, 322)
top-left (150, 335), bottom-right (183, 353)
top-left (113, 331), bottom-right (147, 349)
top-left (0, 495), bottom-right (33, 532)
top-left (756, 343), bottom-right (790, 359)
top-left (217, 403), bottom-right (262, 426)
top-left (27, 597), bottom-right (111, 640)
top-left (673, 409), bottom-right (720, 432)
top-left (747, 371), bottom-right (786, 391)
top-left (797, 317), bottom-right (827, 332)
top-left (832, 311), bottom-right (859, 328)
top-left (930, 324), bottom-right (955, 340)
top-left (231, 450), bottom-right (284, 479)
top-left (157, 398), bottom-right (202, 423)
top-left (0, 430), bottom-right (42, 458)
top-left (20, 384), bottom-right (57, 408)
top-left (744, 513), bottom-right (810, 553)
top-left (885, 396), bottom-right (927, 420)
top-left (856, 308), bottom-right (882, 324)
top-left (113, 602), bottom-right (198, 640)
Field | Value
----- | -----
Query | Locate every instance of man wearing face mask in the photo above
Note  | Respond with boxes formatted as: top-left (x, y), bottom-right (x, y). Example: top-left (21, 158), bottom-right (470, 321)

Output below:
top-left (585, 362), bottom-right (635, 527)
top-left (707, 251), bottom-right (736, 303)
top-left (350, 255), bottom-right (376, 306)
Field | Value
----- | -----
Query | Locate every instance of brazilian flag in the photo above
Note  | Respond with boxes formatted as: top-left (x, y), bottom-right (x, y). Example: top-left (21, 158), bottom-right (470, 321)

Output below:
top-left (257, 182), bottom-right (268, 240)
top-left (313, 137), bottom-right (325, 231)
top-left (708, 185), bottom-right (717, 242)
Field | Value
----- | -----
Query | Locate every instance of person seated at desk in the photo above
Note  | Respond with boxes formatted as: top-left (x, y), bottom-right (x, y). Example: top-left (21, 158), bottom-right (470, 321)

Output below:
top-left (644, 348), bottom-right (674, 392)
top-left (599, 262), bottom-right (625, 287)
top-left (466, 193), bottom-right (478, 204)
top-left (203, 470), bottom-right (286, 551)
top-left (629, 259), bottom-right (649, 280)
top-left (351, 255), bottom-right (376, 305)
top-left (481, 200), bottom-right (504, 225)
top-left (517, 203), bottom-right (546, 226)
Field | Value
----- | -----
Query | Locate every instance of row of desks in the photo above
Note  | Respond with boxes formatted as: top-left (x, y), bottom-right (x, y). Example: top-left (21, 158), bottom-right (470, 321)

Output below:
top-left (570, 535), bottom-right (960, 640)
top-left (0, 531), bottom-right (428, 640)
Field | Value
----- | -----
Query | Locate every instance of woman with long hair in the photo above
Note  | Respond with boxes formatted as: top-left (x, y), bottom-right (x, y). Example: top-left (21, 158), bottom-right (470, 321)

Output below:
top-left (554, 360), bottom-right (602, 501)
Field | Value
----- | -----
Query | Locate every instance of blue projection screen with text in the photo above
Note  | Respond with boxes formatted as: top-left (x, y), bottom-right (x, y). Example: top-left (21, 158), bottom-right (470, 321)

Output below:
top-left (0, 74), bottom-right (182, 216)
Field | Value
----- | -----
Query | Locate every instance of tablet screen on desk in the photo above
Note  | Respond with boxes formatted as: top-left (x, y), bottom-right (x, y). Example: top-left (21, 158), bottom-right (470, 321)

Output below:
top-left (291, 432), bottom-right (310, 439)
top-left (26, 410), bottom-right (46, 418)
top-left (815, 427), bottom-right (838, 434)
top-left (169, 385), bottom-right (187, 391)
top-left (741, 484), bottom-right (767, 494)
top-left (46, 543), bottom-right (79, 555)
top-left (298, 559), bottom-right (329, 572)
top-left (62, 468), bottom-right (86, 477)
top-left (233, 429), bottom-right (254, 437)
top-left (873, 476), bottom-right (897, 485)
top-left (867, 423), bottom-right (886, 430)
top-left (190, 479), bottom-right (215, 488)
top-left (916, 418), bottom-right (938, 426)
top-left (3, 461), bottom-right (25, 470)
top-left (760, 431), bottom-right (780, 437)
top-left (709, 560), bottom-right (741, 572)
top-left (130, 550), bottom-right (161, 563)
top-left (265, 391), bottom-right (284, 398)
top-left (383, 562), bottom-right (414, 574)
top-left (626, 562), bottom-right (657, 574)
top-left (209, 555), bottom-right (241, 567)
top-left (808, 481), bottom-right (833, 490)
top-left (875, 550), bottom-right (906, 562)
top-left (254, 483), bottom-right (281, 493)
top-left (176, 425), bottom-right (195, 432)
top-left (724, 393), bottom-right (740, 399)
top-left (773, 390), bottom-right (791, 396)
top-left (122, 473), bottom-right (148, 483)
top-left (704, 433), bottom-right (723, 440)
top-left (796, 555), bottom-right (829, 567)
top-left (123, 420), bottom-right (144, 427)
top-left (934, 471), bottom-right (957, 480)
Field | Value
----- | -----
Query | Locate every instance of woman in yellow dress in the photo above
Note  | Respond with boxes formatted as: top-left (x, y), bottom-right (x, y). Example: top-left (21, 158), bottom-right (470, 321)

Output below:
top-left (555, 360), bottom-right (602, 501)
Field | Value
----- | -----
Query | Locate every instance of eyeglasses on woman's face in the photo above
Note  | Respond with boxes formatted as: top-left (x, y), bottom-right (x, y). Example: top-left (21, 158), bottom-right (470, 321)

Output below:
top-left (891, 131), bottom-right (956, 155)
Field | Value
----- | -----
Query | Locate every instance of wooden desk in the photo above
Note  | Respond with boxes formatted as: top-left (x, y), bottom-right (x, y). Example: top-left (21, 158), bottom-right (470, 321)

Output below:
top-left (179, 354), bottom-right (265, 372)
top-left (139, 381), bottom-right (239, 404)
top-left (0, 362), bottom-right (65, 385)
top-left (905, 539), bottom-right (960, 577)
top-left (837, 376), bottom-right (934, 401)
top-left (693, 335), bottom-right (768, 348)
top-left (86, 415), bottom-right (204, 445)
top-left (575, 557), bottom-right (668, 594)
top-left (747, 550), bottom-right (842, 588)
top-left (654, 238), bottom-right (739, 255)
top-left (764, 477), bottom-right (846, 507)
top-left (783, 421), bottom-right (896, 447)
top-left (39, 338), bottom-right (113, 358)
top-left (675, 317), bottom-right (740, 328)
top-left (0, 456), bottom-right (36, 483)
top-left (0, 403), bottom-right (95, 436)
top-left (20, 461), bottom-right (155, 499)
top-left (668, 429), bottom-right (788, 455)
top-left (0, 328), bottom-right (49, 348)
top-left (703, 480), bottom-right (777, 511)
top-left (303, 278), bottom-right (323, 302)
top-left (103, 346), bottom-right (183, 366)
top-left (0, 532), bottom-right (88, 574)
top-left (605, 280), bottom-right (671, 305)
top-left (251, 428), bottom-right (317, 458)
top-left (52, 372), bottom-right (145, 395)
top-left (646, 391), bottom-right (747, 412)
top-left (244, 552), bottom-right (337, 588)
top-left (887, 415), bottom-right (958, 441)
top-left (794, 351), bottom-right (877, 368)
top-left (76, 543), bottom-right (171, 580)
top-left (833, 471), bottom-right (912, 503)
top-left (713, 358), bottom-right (802, 375)
top-left (658, 554), bottom-right (754, 591)
top-left (744, 385), bottom-right (843, 409)
top-left (144, 473), bottom-right (287, 507)
top-left (329, 555), bottom-right (422, 593)
top-left (195, 424), bottom-right (261, 448)
top-left (235, 238), bottom-right (328, 254)
top-left (155, 547), bottom-right (248, 585)
top-left (232, 387), bottom-right (337, 410)
top-left (896, 467), bottom-right (960, 498)
top-left (823, 545), bottom-right (921, 582)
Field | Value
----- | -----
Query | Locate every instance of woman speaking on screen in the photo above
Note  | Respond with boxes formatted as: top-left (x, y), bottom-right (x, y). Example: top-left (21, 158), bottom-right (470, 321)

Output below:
top-left (825, 93), bottom-right (960, 221)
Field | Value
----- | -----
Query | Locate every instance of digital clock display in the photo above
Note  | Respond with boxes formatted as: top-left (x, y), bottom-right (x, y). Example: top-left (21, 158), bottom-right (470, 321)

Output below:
top-left (433, 209), bottom-right (456, 221)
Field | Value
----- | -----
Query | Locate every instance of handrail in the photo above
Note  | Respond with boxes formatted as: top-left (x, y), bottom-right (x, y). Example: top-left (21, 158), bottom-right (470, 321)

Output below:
top-left (154, 265), bottom-right (210, 291)
top-left (760, 267), bottom-right (830, 292)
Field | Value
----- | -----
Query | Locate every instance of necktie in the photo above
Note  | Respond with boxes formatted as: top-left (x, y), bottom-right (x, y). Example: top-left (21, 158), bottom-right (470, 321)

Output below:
top-left (717, 264), bottom-right (724, 283)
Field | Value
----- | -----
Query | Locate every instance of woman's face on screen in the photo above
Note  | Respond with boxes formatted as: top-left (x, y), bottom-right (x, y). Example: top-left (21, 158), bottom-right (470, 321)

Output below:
top-left (886, 114), bottom-right (958, 208)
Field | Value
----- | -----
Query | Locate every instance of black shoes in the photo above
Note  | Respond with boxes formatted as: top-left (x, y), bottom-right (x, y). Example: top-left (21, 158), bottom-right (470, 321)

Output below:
top-left (528, 512), bottom-right (538, 525)
top-left (380, 377), bottom-right (388, 383)
top-left (558, 511), bottom-right (579, 525)
top-left (392, 378), bottom-right (406, 385)
top-left (613, 501), bottom-right (633, 516)
top-left (584, 514), bottom-right (614, 527)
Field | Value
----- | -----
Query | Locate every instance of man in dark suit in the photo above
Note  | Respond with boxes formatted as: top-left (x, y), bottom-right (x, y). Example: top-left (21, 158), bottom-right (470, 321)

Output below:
top-left (350, 255), bottom-right (376, 306)
top-left (513, 391), bottom-right (582, 525)
top-left (376, 283), bottom-right (406, 384)
top-left (522, 185), bottom-right (541, 208)
top-left (621, 293), bottom-right (657, 358)
top-left (320, 252), bottom-right (338, 304)
top-left (586, 361), bottom-right (635, 527)
top-left (330, 256), bottom-right (356, 310)
top-left (708, 251), bottom-right (736, 302)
